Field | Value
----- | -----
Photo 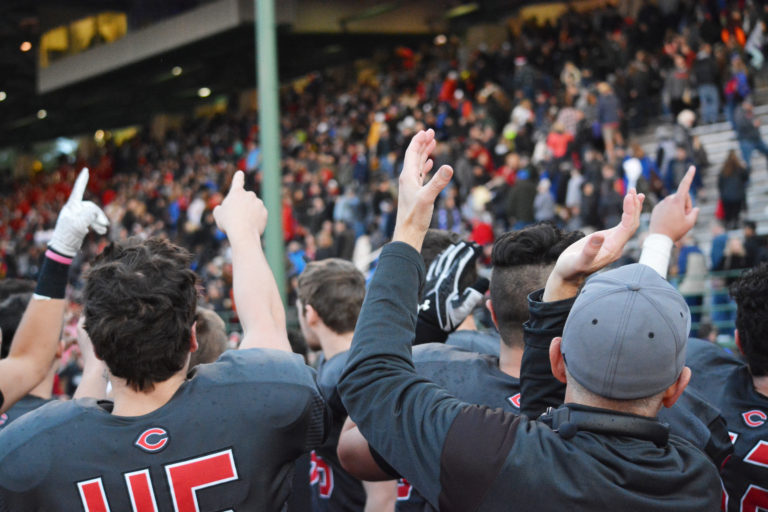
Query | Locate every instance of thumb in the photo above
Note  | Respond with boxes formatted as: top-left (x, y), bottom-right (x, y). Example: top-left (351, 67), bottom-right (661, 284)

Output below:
top-left (579, 233), bottom-right (605, 267)
top-left (421, 165), bottom-right (453, 203)
top-left (83, 202), bottom-right (109, 235)
top-left (685, 206), bottom-right (700, 227)
top-left (229, 171), bottom-right (245, 193)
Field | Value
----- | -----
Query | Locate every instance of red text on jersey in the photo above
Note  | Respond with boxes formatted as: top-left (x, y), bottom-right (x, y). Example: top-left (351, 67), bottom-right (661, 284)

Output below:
top-left (77, 448), bottom-right (238, 512)
top-left (309, 451), bottom-right (334, 498)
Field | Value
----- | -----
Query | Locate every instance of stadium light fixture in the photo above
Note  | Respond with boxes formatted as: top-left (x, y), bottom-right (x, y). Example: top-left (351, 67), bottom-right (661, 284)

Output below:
top-left (445, 3), bottom-right (479, 18)
top-left (37, 109), bottom-right (47, 119)
top-left (0, 91), bottom-right (6, 102)
top-left (172, 66), bottom-right (183, 76)
top-left (20, 41), bottom-right (32, 52)
top-left (198, 87), bottom-right (211, 98)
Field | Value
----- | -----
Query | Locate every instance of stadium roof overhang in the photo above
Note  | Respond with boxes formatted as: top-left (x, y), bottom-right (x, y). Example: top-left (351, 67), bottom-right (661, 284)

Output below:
top-left (0, 0), bottom-right (537, 147)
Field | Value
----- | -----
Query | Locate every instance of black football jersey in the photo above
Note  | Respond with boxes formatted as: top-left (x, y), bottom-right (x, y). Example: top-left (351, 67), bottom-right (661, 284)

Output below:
top-left (0, 395), bottom-right (52, 431)
top-left (0, 349), bottom-right (326, 511)
top-left (686, 338), bottom-right (768, 512)
top-left (396, 343), bottom-right (520, 512)
top-left (445, 330), bottom-right (501, 357)
top-left (310, 351), bottom-right (366, 512)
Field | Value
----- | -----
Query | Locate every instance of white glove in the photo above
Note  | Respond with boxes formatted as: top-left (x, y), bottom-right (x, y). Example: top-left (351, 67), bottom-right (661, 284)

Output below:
top-left (48, 168), bottom-right (109, 257)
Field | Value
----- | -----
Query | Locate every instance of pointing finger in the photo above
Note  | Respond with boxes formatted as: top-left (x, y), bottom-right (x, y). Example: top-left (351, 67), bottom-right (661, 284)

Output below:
top-left (229, 171), bottom-right (245, 193)
top-left (68, 168), bottom-right (89, 204)
top-left (676, 166), bottom-right (696, 197)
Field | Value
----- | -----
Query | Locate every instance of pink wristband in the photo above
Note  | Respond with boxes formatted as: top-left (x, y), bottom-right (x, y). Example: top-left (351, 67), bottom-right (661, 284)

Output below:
top-left (45, 249), bottom-right (73, 265)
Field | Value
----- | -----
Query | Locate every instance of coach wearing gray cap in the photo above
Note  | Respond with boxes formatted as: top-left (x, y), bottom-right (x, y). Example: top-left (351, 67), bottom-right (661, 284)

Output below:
top-left (340, 130), bottom-right (719, 511)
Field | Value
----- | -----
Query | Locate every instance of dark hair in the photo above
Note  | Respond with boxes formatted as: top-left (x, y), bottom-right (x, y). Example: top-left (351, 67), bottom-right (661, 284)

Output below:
top-left (0, 279), bottom-right (35, 302)
top-left (190, 307), bottom-right (227, 367)
top-left (421, 229), bottom-right (461, 270)
top-left (490, 223), bottom-right (584, 347)
top-left (297, 258), bottom-right (365, 335)
top-left (721, 150), bottom-right (744, 178)
top-left (420, 229), bottom-right (478, 292)
top-left (0, 292), bottom-right (33, 358)
top-left (731, 263), bottom-right (768, 376)
top-left (84, 237), bottom-right (198, 391)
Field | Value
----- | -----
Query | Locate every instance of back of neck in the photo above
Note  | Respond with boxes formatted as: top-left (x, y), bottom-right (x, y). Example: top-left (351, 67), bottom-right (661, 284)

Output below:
top-left (320, 330), bottom-right (354, 360)
top-left (110, 373), bottom-right (187, 417)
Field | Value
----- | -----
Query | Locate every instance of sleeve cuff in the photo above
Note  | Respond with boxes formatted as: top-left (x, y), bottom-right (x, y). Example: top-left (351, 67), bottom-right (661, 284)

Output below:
top-left (524, 289), bottom-right (576, 348)
top-left (639, 233), bottom-right (673, 279)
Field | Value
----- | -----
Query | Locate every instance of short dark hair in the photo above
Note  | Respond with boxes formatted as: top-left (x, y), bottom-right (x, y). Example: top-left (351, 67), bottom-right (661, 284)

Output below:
top-left (731, 263), bottom-right (768, 376)
top-left (490, 223), bottom-right (583, 347)
top-left (421, 229), bottom-right (461, 270)
top-left (190, 307), bottom-right (228, 367)
top-left (84, 238), bottom-right (198, 391)
top-left (297, 258), bottom-right (365, 335)
top-left (0, 279), bottom-right (35, 302)
top-left (420, 229), bottom-right (478, 292)
top-left (0, 292), bottom-right (33, 358)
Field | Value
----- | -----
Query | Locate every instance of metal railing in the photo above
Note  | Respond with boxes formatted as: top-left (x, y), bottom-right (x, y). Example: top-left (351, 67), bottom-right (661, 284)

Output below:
top-left (671, 268), bottom-right (746, 348)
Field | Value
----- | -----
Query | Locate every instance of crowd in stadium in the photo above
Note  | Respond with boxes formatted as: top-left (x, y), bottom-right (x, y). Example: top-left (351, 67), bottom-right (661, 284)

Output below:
top-left (3, 1), bottom-right (768, 313)
top-left (2, 0), bottom-right (768, 510)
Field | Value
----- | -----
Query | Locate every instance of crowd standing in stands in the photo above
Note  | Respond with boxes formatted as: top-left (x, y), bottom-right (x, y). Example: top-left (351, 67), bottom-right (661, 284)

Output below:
top-left (3, 1), bottom-right (768, 338)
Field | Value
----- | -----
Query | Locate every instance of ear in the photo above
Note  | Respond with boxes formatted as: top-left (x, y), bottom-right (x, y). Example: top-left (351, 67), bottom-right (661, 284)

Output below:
top-left (735, 329), bottom-right (744, 355)
top-left (661, 366), bottom-right (691, 408)
top-left (486, 300), bottom-right (499, 329)
top-left (305, 304), bottom-right (320, 327)
top-left (549, 337), bottom-right (567, 383)
top-left (190, 322), bottom-right (198, 353)
top-left (55, 340), bottom-right (65, 359)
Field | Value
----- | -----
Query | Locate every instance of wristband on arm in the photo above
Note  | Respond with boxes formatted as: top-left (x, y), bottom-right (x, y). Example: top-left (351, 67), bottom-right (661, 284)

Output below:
top-left (34, 248), bottom-right (73, 300)
top-left (638, 234), bottom-right (673, 279)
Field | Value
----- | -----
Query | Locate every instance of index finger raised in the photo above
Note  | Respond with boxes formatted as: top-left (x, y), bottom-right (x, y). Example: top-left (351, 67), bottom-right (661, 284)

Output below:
top-left (676, 166), bottom-right (696, 197)
top-left (229, 170), bottom-right (245, 193)
top-left (68, 167), bottom-right (89, 204)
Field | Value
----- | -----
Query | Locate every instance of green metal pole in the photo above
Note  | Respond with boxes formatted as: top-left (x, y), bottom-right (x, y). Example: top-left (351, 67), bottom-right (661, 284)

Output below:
top-left (255, 0), bottom-right (285, 303)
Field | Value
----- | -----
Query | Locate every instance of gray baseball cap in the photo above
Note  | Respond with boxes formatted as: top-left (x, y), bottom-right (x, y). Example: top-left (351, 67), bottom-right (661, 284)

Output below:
top-left (561, 263), bottom-right (690, 400)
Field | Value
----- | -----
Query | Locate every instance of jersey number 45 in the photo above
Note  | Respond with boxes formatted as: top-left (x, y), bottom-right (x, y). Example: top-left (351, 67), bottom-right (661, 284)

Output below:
top-left (76, 449), bottom-right (238, 512)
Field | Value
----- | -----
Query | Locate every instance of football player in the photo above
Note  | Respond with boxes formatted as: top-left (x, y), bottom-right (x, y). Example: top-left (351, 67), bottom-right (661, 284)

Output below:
top-left (683, 262), bottom-right (768, 510)
top-left (0, 169), bottom-right (106, 414)
top-left (0, 171), bottom-right (327, 511)
top-left (297, 258), bottom-right (396, 511)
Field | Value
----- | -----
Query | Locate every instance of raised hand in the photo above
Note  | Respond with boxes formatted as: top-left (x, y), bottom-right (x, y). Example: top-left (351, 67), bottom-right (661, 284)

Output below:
top-left (213, 171), bottom-right (268, 239)
top-left (48, 168), bottom-right (109, 257)
top-left (649, 166), bottom-right (700, 242)
top-left (543, 188), bottom-right (645, 301)
top-left (392, 129), bottom-right (454, 251)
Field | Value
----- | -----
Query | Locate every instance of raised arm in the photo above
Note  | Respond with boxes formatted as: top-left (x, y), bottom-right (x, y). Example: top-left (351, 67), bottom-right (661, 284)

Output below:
top-left (639, 166), bottom-right (700, 278)
top-left (213, 171), bottom-right (290, 352)
top-left (0, 168), bottom-right (107, 412)
top-left (521, 189), bottom-right (645, 417)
